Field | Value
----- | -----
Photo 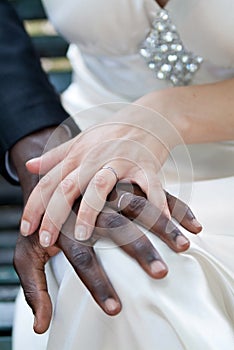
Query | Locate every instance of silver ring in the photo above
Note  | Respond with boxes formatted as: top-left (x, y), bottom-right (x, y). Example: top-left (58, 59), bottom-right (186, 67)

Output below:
top-left (117, 192), bottom-right (129, 213)
top-left (101, 166), bottom-right (119, 182)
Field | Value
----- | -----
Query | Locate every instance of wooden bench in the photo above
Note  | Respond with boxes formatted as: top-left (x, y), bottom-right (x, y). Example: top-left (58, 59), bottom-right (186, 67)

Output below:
top-left (0, 1), bottom-right (72, 348)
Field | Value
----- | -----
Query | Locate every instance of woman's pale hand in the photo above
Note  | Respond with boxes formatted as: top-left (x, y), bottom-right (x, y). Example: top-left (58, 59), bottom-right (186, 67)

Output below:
top-left (19, 95), bottom-right (193, 247)
top-left (21, 132), bottom-right (201, 250)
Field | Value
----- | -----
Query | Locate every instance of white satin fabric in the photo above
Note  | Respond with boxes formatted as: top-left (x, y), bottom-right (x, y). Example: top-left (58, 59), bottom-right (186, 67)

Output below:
top-left (13, 1), bottom-right (234, 349)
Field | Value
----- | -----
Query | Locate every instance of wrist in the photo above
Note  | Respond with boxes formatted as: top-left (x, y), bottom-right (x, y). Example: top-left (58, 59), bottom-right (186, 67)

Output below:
top-left (136, 88), bottom-right (190, 149)
top-left (10, 125), bottom-right (72, 201)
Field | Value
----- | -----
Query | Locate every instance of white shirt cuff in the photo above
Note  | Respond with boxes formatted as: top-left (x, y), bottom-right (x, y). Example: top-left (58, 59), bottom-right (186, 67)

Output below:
top-left (5, 151), bottom-right (19, 182)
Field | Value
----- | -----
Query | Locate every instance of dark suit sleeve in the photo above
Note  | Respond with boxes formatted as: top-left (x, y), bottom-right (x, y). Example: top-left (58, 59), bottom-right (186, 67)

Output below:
top-left (0, 0), bottom-right (78, 183)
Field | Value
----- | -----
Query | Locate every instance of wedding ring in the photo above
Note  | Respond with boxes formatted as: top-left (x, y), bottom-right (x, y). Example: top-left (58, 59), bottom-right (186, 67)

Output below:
top-left (117, 192), bottom-right (129, 213)
top-left (102, 166), bottom-right (119, 182)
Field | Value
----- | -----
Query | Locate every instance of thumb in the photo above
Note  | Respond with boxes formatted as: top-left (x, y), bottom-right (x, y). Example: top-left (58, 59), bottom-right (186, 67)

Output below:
top-left (26, 139), bottom-right (72, 175)
top-left (13, 234), bottom-right (53, 334)
top-left (32, 291), bottom-right (52, 334)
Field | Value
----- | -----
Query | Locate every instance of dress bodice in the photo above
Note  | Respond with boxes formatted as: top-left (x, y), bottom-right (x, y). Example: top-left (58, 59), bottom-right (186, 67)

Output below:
top-left (43, 0), bottom-right (234, 62)
top-left (42, 0), bottom-right (234, 180)
top-left (42, 0), bottom-right (234, 99)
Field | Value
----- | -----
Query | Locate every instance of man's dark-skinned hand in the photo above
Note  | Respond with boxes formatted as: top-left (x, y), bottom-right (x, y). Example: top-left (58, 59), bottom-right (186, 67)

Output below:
top-left (10, 125), bottom-right (202, 334)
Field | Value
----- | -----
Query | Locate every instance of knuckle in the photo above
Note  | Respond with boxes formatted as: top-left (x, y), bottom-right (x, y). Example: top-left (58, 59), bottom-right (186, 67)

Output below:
top-left (93, 173), bottom-right (107, 189)
top-left (24, 290), bottom-right (38, 310)
top-left (165, 223), bottom-right (180, 240)
top-left (89, 278), bottom-right (109, 297)
top-left (95, 212), bottom-right (106, 227)
top-left (157, 214), bottom-right (168, 229)
top-left (60, 178), bottom-right (75, 194)
top-left (24, 290), bottom-right (35, 303)
top-left (177, 206), bottom-right (191, 220)
top-left (65, 156), bottom-right (74, 167)
top-left (128, 236), bottom-right (156, 261)
top-left (64, 156), bottom-right (77, 172)
top-left (71, 246), bottom-right (93, 269)
top-left (128, 195), bottom-right (147, 214)
top-left (104, 213), bottom-right (125, 228)
top-left (132, 238), bottom-right (146, 252)
top-left (39, 174), bottom-right (52, 189)
top-left (77, 209), bottom-right (89, 219)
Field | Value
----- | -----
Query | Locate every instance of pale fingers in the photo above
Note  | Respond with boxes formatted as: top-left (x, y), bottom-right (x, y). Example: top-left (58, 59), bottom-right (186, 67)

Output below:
top-left (74, 167), bottom-right (120, 241)
top-left (20, 163), bottom-right (67, 236)
top-left (136, 172), bottom-right (171, 219)
top-left (21, 150), bottom-right (84, 237)
top-left (38, 168), bottom-right (83, 247)
top-left (75, 165), bottom-right (172, 242)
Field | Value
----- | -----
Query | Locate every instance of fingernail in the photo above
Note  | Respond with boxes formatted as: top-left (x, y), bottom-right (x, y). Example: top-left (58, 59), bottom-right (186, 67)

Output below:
top-left (20, 220), bottom-right (31, 236)
top-left (104, 298), bottom-right (119, 313)
top-left (26, 157), bottom-right (39, 165)
top-left (74, 225), bottom-right (89, 241)
top-left (40, 231), bottom-right (52, 247)
top-left (191, 218), bottom-right (202, 229)
top-left (150, 261), bottom-right (167, 276)
top-left (176, 235), bottom-right (189, 247)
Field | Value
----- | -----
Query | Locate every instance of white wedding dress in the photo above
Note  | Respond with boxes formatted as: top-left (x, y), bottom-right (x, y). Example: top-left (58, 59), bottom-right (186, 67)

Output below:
top-left (13, 1), bottom-right (234, 349)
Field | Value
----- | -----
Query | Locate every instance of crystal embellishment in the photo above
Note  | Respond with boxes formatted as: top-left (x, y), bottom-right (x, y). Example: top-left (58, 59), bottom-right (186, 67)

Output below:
top-left (140, 9), bottom-right (203, 86)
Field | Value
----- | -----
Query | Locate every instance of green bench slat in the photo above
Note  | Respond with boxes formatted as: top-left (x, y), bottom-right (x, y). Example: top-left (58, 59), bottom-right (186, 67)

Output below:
top-left (8, 1), bottom-right (73, 93)
top-left (0, 250), bottom-right (14, 265)
top-left (48, 71), bottom-right (72, 93)
top-left (32, 36), bottom-right (69, 58)
top-left (0, 180), bottom-right (22, 206)
top-left (9, 0), bottom-right (46, 20)
top-left (0, 337), bottom-right (12, 350)
top-left (0, 231), bottom-right (18, 249)
top-left (0, 266), bottom-right (19, 285)
top-left (0, 286), bottom-right (19, 302)
top-left (0, 207), bottom-right (22, 230)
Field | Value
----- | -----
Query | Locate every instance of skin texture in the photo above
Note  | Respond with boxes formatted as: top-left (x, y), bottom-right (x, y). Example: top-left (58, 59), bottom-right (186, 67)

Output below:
top-left (21, 79), bottom-right (234, 247)
top-left (11, 125), bottom-right (201, 334)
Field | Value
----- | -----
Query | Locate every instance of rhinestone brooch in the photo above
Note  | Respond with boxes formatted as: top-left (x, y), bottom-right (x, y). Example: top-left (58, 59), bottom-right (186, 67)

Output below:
top-left (140, 9), bottom-right (203, 86)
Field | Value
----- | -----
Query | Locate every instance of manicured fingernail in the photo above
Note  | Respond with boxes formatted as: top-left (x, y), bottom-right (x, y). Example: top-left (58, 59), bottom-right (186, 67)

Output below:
top-left (26, 157), bottom-right (39, 165)
top-left (20, 220), bottom-right (31, 236)
top-left (150, 261), bottom-right (167, 276)
top-left (104, 298), bottom-right (119, 313)
top-left (40, 231), bottom-right (52, 247)
top-left (176, 235), bottom-right (189, 247)
top-left (74, 225), bottom-right (89, 241)
top-left (191, 218), bottom-right (202, 229)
